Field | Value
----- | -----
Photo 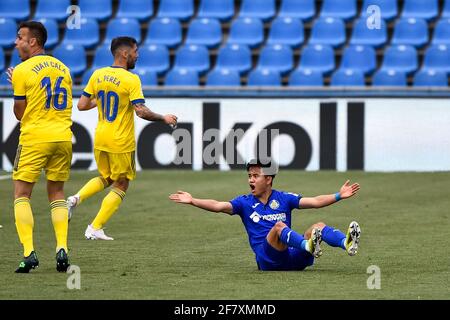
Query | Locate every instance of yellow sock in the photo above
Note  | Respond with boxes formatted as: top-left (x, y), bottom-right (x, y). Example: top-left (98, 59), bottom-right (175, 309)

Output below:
top-left (91, 188), bottom-right (125, 230)
top-left (78, 176), bottom-right (110, 202)
top-left (14, 197), bottom-right (34, 257)
top-left (51, 200), bottom-right (69, 253)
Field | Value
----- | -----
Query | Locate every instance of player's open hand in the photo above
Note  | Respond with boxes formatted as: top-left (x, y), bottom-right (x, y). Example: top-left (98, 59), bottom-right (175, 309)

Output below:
top-left (339, 180), bottom-right (360, 199)
top-left (163, 114), bottom-right (178, 129)
top-left (6, 67), bottom-right (14, 84)
top-left (169, 190), bottom-right (193, 204)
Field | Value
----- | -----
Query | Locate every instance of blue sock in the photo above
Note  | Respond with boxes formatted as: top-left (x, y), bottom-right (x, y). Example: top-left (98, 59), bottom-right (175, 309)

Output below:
top-left (322, 225), bottom-right (346, 250)
top-left (280, 226), bottom-right (308, 252)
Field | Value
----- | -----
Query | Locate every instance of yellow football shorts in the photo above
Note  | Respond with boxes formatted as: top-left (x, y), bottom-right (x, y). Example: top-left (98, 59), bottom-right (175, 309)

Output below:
top-left (94, 149), bottom-right (136, 181)
top-left (13, 141), bottom-right (72, 183)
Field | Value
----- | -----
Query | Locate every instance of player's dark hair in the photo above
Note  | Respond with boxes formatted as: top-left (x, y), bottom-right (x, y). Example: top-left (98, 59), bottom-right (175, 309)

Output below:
top-left (110, 36), bottom-right (138, 56)
top-left (246, 157), bottom-right (277, 182)
top-left (18, 21), bottom-right (47, 47)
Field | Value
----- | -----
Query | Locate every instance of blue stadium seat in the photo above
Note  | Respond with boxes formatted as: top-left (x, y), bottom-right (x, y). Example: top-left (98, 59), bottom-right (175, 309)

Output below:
top-left (53, 44), bottom-right (87, 77)
top-left (157, 0), bottom-right (194, 22)
top-left (340, 45), bottom-right (376, 75)
top-left (91, 45), bottom-right (113, 69)
top-left (227, 18), bottom-right (264, 49)
top-left (185, 18), bottom-right (222, 49)
top-left (309, 17), bottom-right (346, 48)
top-left (144, 18), bottom-right (182, 48)
top-left (134, 70), bottom-right (158, 86)
top-left (257, 44), bottom-right (293, 75)
top-left (81, 68), bottom-right (95, 85)
top-left (0, 0), bottom-right (30, 21)
top-left (330, 69), bottom-right (365, 86)
top-left (361, 0), bottom-right (398, 22)
top-left (9, 50), bottom-right (21, 67)
top-left (62, 18), bottom-right (99, 49)
top-left (215, 44), bottom-right (252, 75)
top-left (401, 0), bottom-right (438, 21)
top-left (135, 44), bottom-right (170, 75)
top-left (247, 69), bottom-right (281, 87)
top-left (197, 0), bottom-right (234, 22)
top-left (239, 0), bottom-right (276, 22)
top-left (78, 0), bottom-right (113, 22)
top-left (298, 44), bottom-right (335, 75)
top-left (173, 45), bottom-right (210, 75)
top-left (288, 69), bottom-right (323, 86)
top-left (413, 69), bottom-right (448, 87)
top-left (267, 17), bottom-right (304, 49)
top-left (372, 69), bottom-right (407, 86)
top-left (165, 68), bottom-right (199, 86)
top-left (444, 0), bottom-right (450, 18)
top-left (432, 19), bottom-right (450, 45)
top-left (34, 0), bottom-right (70, 22)
top-left (0, 18), bottom-right (17, 49)
top-left (422, 44), bottom-right (450, 74)
top-left (350, 18), bottom-right (387, 48)
top-left (206, 68), bottom-right (241, 86)
top-left (0, 71), bottom-right (10, 86)
top-left (320, 0), bottom-right (357, 21)
top-left (391, 18), bottom-right (428, 48)
top-left (278, 0), bottom-right (315, 21)
top-left (104, 18), bottom-right (141, 45)
top-left (36, 19), bottom-right (59, 49)
top-left (0, 48), bottom-right (4, 72)
top-left (381, 45), bottom-right (418, 74)
top-left (116, 0), bottom-right (153, 22)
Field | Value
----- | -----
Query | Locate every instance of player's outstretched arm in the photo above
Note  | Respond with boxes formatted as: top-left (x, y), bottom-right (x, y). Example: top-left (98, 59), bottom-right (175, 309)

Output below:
top-left (169, 191), bottom-right (233, 215)
top-left (299, 180), bottom-right (360, 209)
top-left (134, 103), bottom-right (177, 128)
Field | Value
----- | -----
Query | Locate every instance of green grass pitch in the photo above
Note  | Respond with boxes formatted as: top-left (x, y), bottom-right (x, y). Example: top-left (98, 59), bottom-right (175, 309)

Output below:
top-left (0, 170), bottom-right (449, 299)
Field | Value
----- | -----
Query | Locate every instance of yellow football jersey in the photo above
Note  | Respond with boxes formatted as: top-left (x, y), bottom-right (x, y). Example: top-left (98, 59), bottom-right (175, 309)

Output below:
top-left (83, 66), bottom-right (145, 153)
top-left (12, 54), bottom-right (73, 146)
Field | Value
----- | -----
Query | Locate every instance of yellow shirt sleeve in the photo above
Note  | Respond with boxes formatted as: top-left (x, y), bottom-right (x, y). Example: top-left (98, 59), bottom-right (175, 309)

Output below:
top-left (129, 74), bottom-right (145, 105)
top-left (83, 70), bottom-right (96, 98)
top-left (12, 66), bottom-right (27, 100)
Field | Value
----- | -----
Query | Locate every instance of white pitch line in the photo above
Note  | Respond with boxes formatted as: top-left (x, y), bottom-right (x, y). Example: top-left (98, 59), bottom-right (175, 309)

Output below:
top-left (0, 175), bottom-right (11, 180)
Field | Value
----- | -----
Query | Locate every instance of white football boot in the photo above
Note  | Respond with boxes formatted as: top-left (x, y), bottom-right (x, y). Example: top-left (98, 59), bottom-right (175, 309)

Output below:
top-left (345, 221), bottom-right (361, 256)
top-left (67, 195), bottom-right (80, 222)
top-left (308, 227), bottom-right (323, 258)
top-left (85, 224), bottom-right (114, 240)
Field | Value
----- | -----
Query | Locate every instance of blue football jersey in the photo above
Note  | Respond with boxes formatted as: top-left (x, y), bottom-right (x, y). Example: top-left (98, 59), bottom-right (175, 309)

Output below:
top-left (230, 190), bottom-right (302, 253)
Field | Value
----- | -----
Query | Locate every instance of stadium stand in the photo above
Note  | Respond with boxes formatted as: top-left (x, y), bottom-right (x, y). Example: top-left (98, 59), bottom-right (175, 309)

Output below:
top-left (165, 68), bottom-right (199, 86)
top-left (116, 0), bottom-right (153, 22)
top-left (36, 18), bottom-right (59, 49)
top-left (206, 68), bottom-right (241, 86)
top-left (0, 47), bottom-right (4, 73)
top-left (247, 68), bottom-right (281, 86)
top-left (289, 69), bottom-right (324, 86)
top-left (78, 0), bottom-right (113, 22)
top-left (330, 69), bottom-right (366, 86)
top-left (197, 0), bottom-right (234, 22)
top-left (0, 0), bottom-right (448, 88)
top-left (0, 0), bottom-right (30, 21)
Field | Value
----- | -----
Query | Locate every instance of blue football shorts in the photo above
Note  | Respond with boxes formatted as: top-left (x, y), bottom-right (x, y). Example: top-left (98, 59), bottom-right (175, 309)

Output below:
top-left (254, 238), bottom-right (314, 271)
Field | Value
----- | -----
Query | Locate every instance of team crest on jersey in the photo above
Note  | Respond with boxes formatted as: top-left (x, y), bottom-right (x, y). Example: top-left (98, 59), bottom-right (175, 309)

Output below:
top-left (269, 200), bottom-right (280, 210)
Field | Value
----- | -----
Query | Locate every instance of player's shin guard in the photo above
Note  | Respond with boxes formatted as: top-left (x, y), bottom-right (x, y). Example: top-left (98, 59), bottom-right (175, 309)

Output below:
top-left (77, 176), bottom-right (110, 203)
top-left (91, 188), bottom-right (125, 230)
top-left (280, 226), bottom-right (308, 252)
top-left (322, 225), bottom-right (346, 250)
top-left (14, 197), bottom-right (34, 257)
top-left (51, 200), bottom-right (69, 253)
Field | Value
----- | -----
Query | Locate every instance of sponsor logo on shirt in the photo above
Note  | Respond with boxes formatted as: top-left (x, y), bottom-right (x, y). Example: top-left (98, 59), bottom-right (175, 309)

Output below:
top-left (249, 211), bottom-right (286, 223)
